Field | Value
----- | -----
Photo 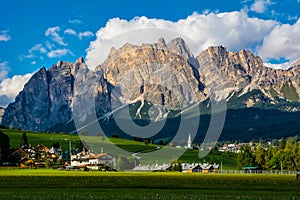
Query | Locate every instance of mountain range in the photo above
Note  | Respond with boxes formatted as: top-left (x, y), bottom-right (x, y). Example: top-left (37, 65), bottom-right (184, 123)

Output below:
top-left (2, 38), bottom-right (300, 142)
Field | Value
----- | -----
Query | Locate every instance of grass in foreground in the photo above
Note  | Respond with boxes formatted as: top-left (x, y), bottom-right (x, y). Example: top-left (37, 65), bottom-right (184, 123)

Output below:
top-left (0, 168), bottom-right (299, 199)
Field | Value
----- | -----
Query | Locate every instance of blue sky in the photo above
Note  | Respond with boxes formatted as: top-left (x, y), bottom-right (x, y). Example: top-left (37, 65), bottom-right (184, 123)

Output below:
top-left (0, 0), bottom-right (300, 107)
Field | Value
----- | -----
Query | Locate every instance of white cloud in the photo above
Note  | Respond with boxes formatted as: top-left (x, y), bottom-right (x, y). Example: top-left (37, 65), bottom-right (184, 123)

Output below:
top-left (64, 29), bottom-right (94, 40)
top-left (20, 39), bottom-right (73, 62)
top-left (78, 31), bottom-right (94, 39)
top-left (0, 73), bottom-right (32, 107)
top-left (0, 30), bottom-right (11, 42)
top-left (288, 15), bottom-right (298, 21)
top-left (250, 0), bottom-right (273, 13)
top-left (29, 44), bottom-right (47, 54)
top-left (68, 19), bottom-right (83, 24)
top-left (64, 28), bottom-right (77, 35)
top-left (45, 26), bottom-right (67, 46)
top-left (0, 61), bottom-right (9, 81)
top-left (47, 49), bottom-right (72, 58)
top-left (258, 18), bottom-right (300, 62)
top-left (86, 11), bottom-right (277, 69)
top-left (19, 43), bottom-right (48, 61)
top-left (45, 41), bottom-right (55, 50)
top-left (18, 54), bottom-right (34, 61)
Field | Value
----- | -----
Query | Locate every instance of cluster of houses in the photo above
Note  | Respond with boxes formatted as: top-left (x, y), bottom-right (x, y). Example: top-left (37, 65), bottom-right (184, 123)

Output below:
top-left (182, 163), bottom-right (219, 173)
top-left (217, 141), bottom-right (281, 153)
top-left (11, 144), bottom-right (62, 168)
top-left (132, 163), bottom-right (219, 173)
top-left (10, 143), bottom-right (118, 170)
top-left (218, 143), bottom-right (242, 153)
top-left (70, 149), bottom-right (116, 170)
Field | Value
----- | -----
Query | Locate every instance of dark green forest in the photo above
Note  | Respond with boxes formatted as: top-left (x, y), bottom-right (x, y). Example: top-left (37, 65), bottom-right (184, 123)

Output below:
top-left (237, 136), bottom-right (300, 171)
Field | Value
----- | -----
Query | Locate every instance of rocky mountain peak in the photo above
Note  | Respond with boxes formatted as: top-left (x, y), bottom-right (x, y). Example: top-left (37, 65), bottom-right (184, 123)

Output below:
top-left (1, 58), bottom-right (86, 132)
top-left (75, 57), bottom-right (85, 64)
top-left (2, 38), bottom-right (300, 133)
top-left (97, 37), bottom-right (205, 108)
top-left (206, 46), bottom-right (228, 58)
top-left (197, 46), bottom-right (300, 102)
top-left (167, 38), bottom-right (193, 57)
top-left (157, 38), bottom-right (167, 49)
top-left (292, 57), bottom-right (300, 68)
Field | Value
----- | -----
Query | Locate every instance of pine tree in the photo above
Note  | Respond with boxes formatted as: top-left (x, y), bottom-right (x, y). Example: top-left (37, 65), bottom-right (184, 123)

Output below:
top-left (255, 146), bottom-right (266, 168)
top-left (0, 130), bottom-right (10, 162)
top-left (237, 145), bottom-right (255, 169)
top-left (20, 132), bottom-right (29, 147)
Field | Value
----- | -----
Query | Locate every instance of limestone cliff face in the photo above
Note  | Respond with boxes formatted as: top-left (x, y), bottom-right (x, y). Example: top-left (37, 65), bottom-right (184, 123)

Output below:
top-left (197, 46), bottom-right (300, 102)
top-left (2, 58), bottom-right (84, 131)
top-left (95, 38), bottom-right (205, 112)
top-left (72, 38), bottom-right (206, 124)
top-left (2, 38), bottom-right (300, 132)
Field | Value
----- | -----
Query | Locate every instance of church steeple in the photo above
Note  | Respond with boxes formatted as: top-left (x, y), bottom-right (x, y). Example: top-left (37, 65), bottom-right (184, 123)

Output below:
top-left (187, 134), bottom-right (192, 149)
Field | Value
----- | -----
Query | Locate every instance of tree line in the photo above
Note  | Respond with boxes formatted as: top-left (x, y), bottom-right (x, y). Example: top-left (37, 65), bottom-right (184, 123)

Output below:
top-left (0, 130), bottom-right (10, 163)
top-left (238, 136), bottom-right (300, 171)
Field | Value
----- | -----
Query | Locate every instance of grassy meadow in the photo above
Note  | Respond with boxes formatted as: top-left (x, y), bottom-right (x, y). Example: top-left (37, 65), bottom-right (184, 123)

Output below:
top-left (0, 168), bottom-right (299, 199)
top-left (1, 129), bottom-right (80, 150)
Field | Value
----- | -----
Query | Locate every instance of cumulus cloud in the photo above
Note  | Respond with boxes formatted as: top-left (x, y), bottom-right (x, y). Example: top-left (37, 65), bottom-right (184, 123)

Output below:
top-left (47, 49), bottom-right (72, 58)
top-left (0, 73), bottom-right (32, 107)
top-left (0, 30), bottom-right (11, 42)
top-left (258, 18), bottom-right (300, 62)
top-left (250, 0), bottom-right (273, 13)
top-left (45, 26), bottom-right (67, 46)
top-left (68, 19), bottom-right (83, 24)
top-left (86, 11), bottom-right (277, 69)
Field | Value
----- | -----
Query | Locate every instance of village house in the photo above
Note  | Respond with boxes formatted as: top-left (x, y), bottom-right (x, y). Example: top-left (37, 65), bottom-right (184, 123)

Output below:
top-left (182, 163), bottom-right (219, 173)
top-left (181, 163), bottom-right (202, 173)
top-left (71, 149), bottom-right (116, 170)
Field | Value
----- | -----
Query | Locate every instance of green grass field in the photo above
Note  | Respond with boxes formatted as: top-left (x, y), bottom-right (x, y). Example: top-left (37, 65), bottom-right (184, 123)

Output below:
top-left (1, 128), bottom-right (157, 153)
top-left (0, 168), bottom-right (299, 200)
top-left (1, 129), bottom-right (81, 150)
